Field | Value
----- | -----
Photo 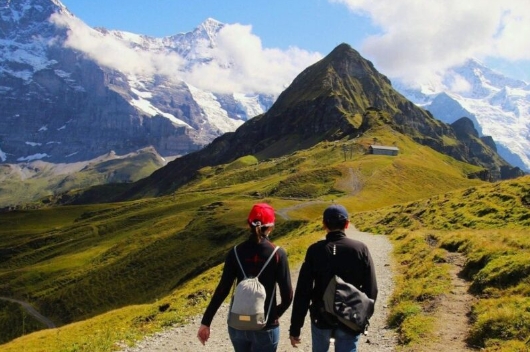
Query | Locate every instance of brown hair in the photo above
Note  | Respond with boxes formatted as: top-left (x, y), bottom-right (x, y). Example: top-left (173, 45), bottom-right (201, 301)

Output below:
top-left (250, 224), bottom-right (274, 243)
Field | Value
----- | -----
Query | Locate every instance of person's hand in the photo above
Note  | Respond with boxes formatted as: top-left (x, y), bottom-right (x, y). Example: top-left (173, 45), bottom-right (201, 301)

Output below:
top-left (197, 324), bottom-right (210, 345)
top-left (289, 335), bottom-right (301, 348)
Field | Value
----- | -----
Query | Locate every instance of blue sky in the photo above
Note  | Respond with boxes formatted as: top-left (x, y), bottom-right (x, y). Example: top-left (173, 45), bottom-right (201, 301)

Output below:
top-left (59, 0), bottom-right (530, 86)
top-left (59, 0), bottom-right (375, 54)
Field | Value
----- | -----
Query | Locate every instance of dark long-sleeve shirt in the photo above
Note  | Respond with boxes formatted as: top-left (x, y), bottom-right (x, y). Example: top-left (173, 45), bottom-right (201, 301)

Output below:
top-left (289, 230), bottom-right (378, 337)
top-left (201, 236), bottom-right (293, 328)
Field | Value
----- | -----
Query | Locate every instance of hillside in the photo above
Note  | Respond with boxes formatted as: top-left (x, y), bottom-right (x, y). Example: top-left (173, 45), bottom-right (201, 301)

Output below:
top-left (0, 123), bottom-right (487, 346)
top-left (55, 44), bottom-right (521, 204)
top-left (0, 148), bottom-right (168, 208)
top-left (1, 141), bottom-right (528, 351)
top-left (0, 42), bottom-right (527, 351)
top-left (354, 175), bottom-right (530, 351)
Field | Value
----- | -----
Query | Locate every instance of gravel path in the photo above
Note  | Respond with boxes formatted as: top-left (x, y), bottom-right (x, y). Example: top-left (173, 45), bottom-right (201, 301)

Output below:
top-left (121, 229), bottom-right (397, 352)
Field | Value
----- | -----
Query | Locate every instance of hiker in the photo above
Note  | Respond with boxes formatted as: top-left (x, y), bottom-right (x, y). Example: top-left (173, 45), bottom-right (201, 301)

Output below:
top-left (289, 204), bottom-right (378, 352)
top-left (197, 203), bottom-right (293, 352)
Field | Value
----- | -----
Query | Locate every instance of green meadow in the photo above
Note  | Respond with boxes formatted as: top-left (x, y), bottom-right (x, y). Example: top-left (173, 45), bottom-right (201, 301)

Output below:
top-left (0, 148), bottom-right (165, 208)
top-left (355, 176), bottom-right (530, 351)
top-left (1, 126), bottom-right (528, 351)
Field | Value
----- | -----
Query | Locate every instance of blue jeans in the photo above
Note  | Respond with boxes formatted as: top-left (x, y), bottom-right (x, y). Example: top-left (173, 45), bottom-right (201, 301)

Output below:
top-left (228, 325), bottom-right (280, 352)
top-left (311, 322), bottom-right (360, 352)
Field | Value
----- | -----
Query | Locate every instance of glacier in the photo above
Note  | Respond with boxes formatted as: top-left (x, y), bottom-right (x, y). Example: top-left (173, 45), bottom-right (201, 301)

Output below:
top-left (395, 59), bottom-right (530, 172)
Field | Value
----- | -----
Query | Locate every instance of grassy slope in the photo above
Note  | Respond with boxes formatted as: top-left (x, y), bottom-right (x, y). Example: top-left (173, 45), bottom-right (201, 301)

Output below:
top-left (0, 150), bottom-right (165, 208)
top-left (355, 176), bottom-right (530, 351)
top-left (0, 126), bottom-right (493, 350)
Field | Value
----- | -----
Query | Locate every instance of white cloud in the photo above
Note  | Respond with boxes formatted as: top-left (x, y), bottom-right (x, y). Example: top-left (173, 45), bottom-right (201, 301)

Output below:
top-left (185, 24), bottom-right (322, 94)
top-left (331, 0), bottom-right (530, 85)
top-left (447, 74), bottom-right (472, 93)
top-left (50, 14), bottom-right (321, 96)
top-left (50, 14), bottom-right (185, 77)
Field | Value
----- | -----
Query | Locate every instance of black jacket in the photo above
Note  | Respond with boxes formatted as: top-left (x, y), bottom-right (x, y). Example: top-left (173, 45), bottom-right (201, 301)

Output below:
top-left (289, 230), bottom-right (378, 336)
top-left (201, 235), bottom-right (293, 328)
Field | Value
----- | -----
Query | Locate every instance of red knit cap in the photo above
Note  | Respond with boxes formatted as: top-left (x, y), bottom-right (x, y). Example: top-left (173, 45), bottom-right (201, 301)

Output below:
top-left (248, 203), bottom-right (275, 227)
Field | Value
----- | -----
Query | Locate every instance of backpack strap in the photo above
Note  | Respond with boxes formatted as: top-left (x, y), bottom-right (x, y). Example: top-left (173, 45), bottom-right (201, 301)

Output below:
top-left (256, 246), bottom-right (280, 278)
top-left (233, 245), bottom-right (280, 279)
top-left (260, 246), bottom-right (280, 323)
top-left (233, 245), bottom-right (248, 279)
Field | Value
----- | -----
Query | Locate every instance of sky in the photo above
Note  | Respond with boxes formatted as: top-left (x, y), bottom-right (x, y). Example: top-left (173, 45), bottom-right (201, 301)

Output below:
top-left (58, 0), bottom-right (530, 91)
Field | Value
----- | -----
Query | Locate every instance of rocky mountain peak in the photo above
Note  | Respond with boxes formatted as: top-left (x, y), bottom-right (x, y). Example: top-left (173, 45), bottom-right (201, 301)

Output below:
top-left (112, 43), bottom-right (522, 202)
top-left (326, 43), bottom-right (386, 80)
top-left (454, 59), bottom-right (527, 98)
top-left (451, 117), bottom-right (479, 138)
top-left (0, 4), bottom-right (272, 165)
top-left (0, 0), bottom-right (70, 36)
top-left (198, 17), bottom-right (223, 39)
top-left (272, 43), bottom-right (392, 115)
top-left (166, 16), bottom-right (225, 61)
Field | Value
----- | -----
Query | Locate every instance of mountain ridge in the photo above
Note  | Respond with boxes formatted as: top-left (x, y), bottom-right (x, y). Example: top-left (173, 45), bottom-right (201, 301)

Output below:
top-left (395, 59), bottom-right (530, 172)
top-left (85, 43), bottom-right (522, 203)
top-left (0, 147), bottom-right (168, 208)
top-left (1, 0), bottom-right (528, 173)
top-left (0, 0), bottom-right (273, 164)
top-left (0, 0), bottom-right (526, 209)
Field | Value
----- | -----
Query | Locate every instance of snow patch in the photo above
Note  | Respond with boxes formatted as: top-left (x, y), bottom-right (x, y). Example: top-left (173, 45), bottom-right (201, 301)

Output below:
top-left (188, 84), bottom-right (244, 133)
top-left (131, 87), bottom-right (153, 99)
top-left (233, 93), bottom-right (266, 118)
top-left (396, 59), bottom-right (530, 171)
top-left (0, 38), bottom-right (56, 80)
top-left (17, 153), bottom-right (50, 162)
top-left (129, 95), bottom-right (192, 128)
top-left (54, 69), bottom-right (71, 78)
top-left (0, 147), bottom-right (6, 162)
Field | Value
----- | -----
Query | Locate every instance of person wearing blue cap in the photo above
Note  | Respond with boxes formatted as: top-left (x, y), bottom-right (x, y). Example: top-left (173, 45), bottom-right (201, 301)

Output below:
top-left (289, 204), bottom-right (378, 352)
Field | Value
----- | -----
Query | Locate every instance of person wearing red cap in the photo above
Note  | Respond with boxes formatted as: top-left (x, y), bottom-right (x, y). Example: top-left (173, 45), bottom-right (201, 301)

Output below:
top-left (289, 204), bottom-right (378, 352)
top-left (197, 203), bottom-right (293, 352)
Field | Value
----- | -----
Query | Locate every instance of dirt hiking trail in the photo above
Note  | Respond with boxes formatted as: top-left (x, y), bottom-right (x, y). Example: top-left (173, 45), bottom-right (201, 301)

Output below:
top-left (1, 229), bottom-right (477, 351)
top-left (121, 229), bottom-right (398, 351)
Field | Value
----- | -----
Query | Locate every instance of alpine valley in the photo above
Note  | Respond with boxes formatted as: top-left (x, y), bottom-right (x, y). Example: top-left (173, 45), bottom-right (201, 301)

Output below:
top-left (0, 1), bottom-right (529, 351)
top-left (0, 0), bottom-right (529, 207)
top-left (1, 0), bottom-right (276, 206)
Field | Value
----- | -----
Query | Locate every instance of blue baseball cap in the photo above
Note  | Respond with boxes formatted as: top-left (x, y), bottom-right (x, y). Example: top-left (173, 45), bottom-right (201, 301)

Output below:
top-left (323, 204), bottom-right (349, 222)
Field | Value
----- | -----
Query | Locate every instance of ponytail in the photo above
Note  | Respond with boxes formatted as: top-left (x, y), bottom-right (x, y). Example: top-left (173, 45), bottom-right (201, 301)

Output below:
top-left (249, 223), bottom-right (274, 243)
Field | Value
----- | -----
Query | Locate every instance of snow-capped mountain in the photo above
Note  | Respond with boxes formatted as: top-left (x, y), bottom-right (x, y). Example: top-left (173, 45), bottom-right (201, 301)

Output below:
top-left (2, 0), bottom-right (528, 175)
top-left (0, 0), bottom-right (274, 164)
top-left (395, 59), bottom-right (530, 172)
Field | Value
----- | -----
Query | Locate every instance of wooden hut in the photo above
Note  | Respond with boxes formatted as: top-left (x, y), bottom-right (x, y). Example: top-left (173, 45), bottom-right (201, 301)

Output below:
top-left (369, 145), bottom-right (399, 156)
